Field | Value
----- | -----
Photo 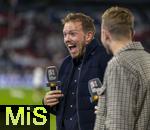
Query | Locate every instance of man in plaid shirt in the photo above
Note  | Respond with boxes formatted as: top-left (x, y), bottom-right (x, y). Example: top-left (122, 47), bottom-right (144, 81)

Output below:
top-left (94, 6), bottom-right (150, 130)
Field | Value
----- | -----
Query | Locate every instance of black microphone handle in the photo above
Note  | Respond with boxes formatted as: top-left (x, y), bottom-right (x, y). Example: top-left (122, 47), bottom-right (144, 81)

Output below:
top-left (46, 81), bottom-right (62, 90)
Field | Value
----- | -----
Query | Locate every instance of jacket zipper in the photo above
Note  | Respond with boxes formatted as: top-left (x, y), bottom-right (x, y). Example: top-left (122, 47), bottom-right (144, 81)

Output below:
top-left (61, 63), bottom-right (74, 130)
top-left (76, 56), bottom-right (85, 130)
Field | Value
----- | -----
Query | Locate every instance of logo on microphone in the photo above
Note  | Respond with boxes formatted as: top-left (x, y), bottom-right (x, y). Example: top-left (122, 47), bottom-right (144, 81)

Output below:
top-left (47, 66), bottom-right (57, 82)
top-left (46, 66), bottom-right (61, 90)
top-left (88, 78), bottom-right (102, 102)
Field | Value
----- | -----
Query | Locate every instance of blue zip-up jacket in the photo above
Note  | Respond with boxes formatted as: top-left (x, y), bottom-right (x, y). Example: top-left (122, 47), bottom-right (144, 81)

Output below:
top-left (51, 39), bottom-right (111, 130)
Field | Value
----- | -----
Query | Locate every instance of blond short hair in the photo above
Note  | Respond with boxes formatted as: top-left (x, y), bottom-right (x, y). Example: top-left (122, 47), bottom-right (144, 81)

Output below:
top-left (101, 6), bottom-right (134, 39)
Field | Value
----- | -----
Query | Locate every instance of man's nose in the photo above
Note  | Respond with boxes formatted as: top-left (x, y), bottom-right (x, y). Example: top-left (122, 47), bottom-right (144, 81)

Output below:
top-left (64, 34), bottom-right (71, 43)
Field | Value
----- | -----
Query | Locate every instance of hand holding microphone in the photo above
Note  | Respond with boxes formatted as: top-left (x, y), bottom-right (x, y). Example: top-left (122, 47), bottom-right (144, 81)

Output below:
top-left (88, 78), bottom-right (106, 115)
top-left (44, 66), bottom-right (63, 107)
top-left (44, 90), bottom-right (63, 107)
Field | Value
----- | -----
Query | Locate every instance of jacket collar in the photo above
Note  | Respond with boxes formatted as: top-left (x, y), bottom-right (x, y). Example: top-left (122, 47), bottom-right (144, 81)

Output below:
top-left (115, 42), bottom-right (144, 56)
top-left (83, 38), bottom-right (99, 61)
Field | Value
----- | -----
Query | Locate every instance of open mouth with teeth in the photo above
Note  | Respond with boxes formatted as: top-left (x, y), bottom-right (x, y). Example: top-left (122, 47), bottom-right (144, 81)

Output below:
top-left (68, 45), bottom-right (78, 53)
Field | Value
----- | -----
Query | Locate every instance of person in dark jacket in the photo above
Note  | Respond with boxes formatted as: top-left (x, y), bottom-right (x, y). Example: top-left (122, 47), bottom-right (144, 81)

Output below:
top-left (43, 12), bottom-right (111, 130)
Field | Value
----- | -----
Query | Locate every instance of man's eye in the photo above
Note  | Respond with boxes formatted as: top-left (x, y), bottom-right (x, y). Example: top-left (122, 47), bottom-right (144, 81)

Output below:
top-left (70, 33), bottom-right (76, 36)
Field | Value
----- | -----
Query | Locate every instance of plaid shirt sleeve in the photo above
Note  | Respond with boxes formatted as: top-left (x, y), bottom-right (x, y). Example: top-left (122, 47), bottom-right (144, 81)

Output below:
top-left (94, 62), bottom-right (139, 130)
top-left (105, 64), bottom-right (138, 130)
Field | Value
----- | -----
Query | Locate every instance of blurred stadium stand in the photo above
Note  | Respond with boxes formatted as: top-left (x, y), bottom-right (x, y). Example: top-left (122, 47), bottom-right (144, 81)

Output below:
top-left (0, 0), bottom-right (149, 87)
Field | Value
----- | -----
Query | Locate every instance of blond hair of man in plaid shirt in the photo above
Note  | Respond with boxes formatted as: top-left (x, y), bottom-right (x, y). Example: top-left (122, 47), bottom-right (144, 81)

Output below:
top-left (94, 6), bottom-right (150, 130)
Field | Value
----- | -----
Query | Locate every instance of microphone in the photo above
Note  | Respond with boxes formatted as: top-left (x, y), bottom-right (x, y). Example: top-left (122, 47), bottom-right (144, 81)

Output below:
top-left (88, 78), bottom-right (102, 102)
top-left (46, 66), bottom-right (61, 90)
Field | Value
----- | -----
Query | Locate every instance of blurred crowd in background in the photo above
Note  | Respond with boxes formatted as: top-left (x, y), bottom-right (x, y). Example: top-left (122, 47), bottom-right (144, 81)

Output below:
top-left (0, 0), bottom-right (150, 87)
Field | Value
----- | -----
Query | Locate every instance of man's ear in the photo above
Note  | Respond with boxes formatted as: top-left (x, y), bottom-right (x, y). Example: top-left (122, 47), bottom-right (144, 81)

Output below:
top-left (103, 29), bottom-right (111, 43)
top-left (85, 31), bottom-right (94, 45)
top-left (131, 29), bottom-right (135, 40)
